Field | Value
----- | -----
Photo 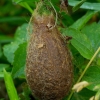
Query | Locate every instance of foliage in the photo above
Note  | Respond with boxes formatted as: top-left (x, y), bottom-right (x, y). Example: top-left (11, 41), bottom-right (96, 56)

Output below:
top-left (0, 0), bottom-right (100, 100)
top-left (3, 69), bottom-right (19, 100)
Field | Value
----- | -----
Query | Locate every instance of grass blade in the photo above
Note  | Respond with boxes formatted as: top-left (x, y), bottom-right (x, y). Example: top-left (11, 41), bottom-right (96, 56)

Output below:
top-left (3, 69), bottom-right (19, 100)
top-left (72, 0), bottom-right (86, 12)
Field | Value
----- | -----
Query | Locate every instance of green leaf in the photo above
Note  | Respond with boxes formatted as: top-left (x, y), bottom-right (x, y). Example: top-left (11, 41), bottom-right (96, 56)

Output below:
top-left (19, 2), bottom-right (33, 13)
top-left (97, 59), bottom-right (100, 66)
top-left (3, 24), bottom-right (28, 64)
top-left (69, 1), bottom-right (100, 11)
top-left (14, 24), bottom-right (29, 43)
top-left (3, 42), bottom-right (19, 64)
top-left (72, 0), bottom-right (86, 12)
top-left (0, 64), bottom-right (9, 72)
top-left (81, 22), bottom-right (100, 52)
top-left (83, 66), bottom-right (100, 91)
top-left (11, 42), bottom-right (27, 78)
top-left (70, 11), bottom-right (97, 30)
top-left (71, 88), bottom-right (96, 100)
top-left (12, 0), bottom-right (33, 13)
top-left (62, 28), bottom-right (94, 59)
top-left (3, 69), bottom-right (19, 100)
top-left (60, 12), bottom-right (74, 26)
top-left (62, 22), bottom-right (100, 60)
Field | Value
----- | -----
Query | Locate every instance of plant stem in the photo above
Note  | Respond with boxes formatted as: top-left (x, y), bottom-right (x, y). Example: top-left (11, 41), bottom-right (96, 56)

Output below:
top-left (77, 47), bottom-right (100, 83)
top-left (68, 47), bottom-right (100, 100)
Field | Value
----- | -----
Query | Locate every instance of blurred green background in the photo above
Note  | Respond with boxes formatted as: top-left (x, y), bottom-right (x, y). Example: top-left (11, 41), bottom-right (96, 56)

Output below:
top-left (0, 0), bottom-right (29, 36)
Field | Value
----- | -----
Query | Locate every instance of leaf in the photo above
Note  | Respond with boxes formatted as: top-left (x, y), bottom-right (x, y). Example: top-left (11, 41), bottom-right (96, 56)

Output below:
top-left (71, 88), bottom-right (96, 100)
top-left (3, 42), bottom-right (19, 64)
top-left (60, 12), bottom-right (74, 26)
top-left (0, 64), bottom-right (9, 72)
top-left (97, 58), bottom-right (100, 66)
top-left (12, 0), bottom-right (34, 13)
top-left (72, 0), bottom-right (86, 12)
top-left (81, 22), bottom-right (100, 52)
top-left (83, 66), bottom-right (100, 91)
top-left (62, 28), bottom-right (94, 59)
top-left (70, 11), bottom-right (97, 30)
top-left (62, 16), bottom-right (100, 60)
top-left (3, 69), bottom-right (19, 100)
top-left (20, 2), bottom-right (33, 13)
top-left (11, 42), bottom-right (27, 78)
top-left (69, 1), bottom-right (100, 11)
top-left (3, 24), bottom-right (28, 64)
top-left (14, 24), bottom-right (29, 43)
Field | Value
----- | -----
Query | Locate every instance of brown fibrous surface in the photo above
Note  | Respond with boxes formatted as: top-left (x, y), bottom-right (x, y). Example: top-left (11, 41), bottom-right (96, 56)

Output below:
top-left (26, 14), bottom-right (73, 100)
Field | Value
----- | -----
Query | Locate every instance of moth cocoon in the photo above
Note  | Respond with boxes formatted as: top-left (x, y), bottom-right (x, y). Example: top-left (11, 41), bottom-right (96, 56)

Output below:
top-left (26, 2), bottom-right (73, 100)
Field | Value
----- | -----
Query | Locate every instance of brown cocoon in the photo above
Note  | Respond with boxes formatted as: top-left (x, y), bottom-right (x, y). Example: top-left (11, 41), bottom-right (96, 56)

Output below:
top-left (26, 14), bottom-right (73, 100)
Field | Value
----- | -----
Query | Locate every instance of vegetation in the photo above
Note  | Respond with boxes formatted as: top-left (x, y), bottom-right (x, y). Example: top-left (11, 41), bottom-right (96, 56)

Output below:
top-left (0, 0), bottom-right (100, 100)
